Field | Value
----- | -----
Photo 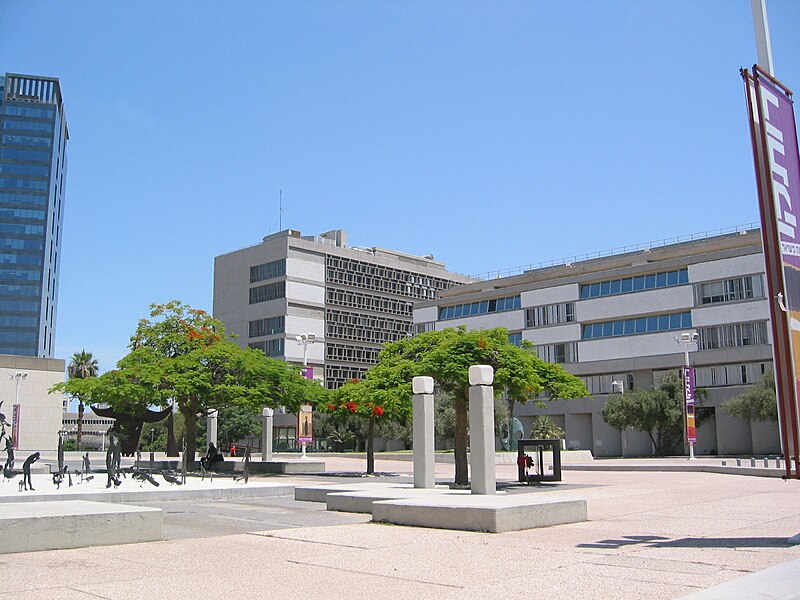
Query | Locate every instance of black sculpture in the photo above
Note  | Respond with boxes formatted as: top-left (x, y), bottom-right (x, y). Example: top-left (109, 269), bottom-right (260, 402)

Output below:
top-left (162, 470), bottom-right (182, 486)
top-left (106, 431), bottom-right (122, 488)
top-left (4, 436), bottom-right (14, 470)
top-left (22, 452), bottom-right (40, 491)
top-left (132, 469), bottom-right (159, 487)
top-left (2, 463), bottom-right (18, 481)
top-left (234, 448), bottom-right (251, 484)
top-left (82, 452), bottom-right (90, 472)
top-left (91, 404), bottom-right (172, 456)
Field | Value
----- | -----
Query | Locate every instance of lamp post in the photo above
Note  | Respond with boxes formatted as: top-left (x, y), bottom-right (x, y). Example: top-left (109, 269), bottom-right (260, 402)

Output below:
top-left (295, 333), bottom-right (320, 459)
top-left (611, 380), bottom-right (625, 395)
top-left (10, 371), bottom-right (27, 449)
top-left (675, 331), bottom-right (699, 460)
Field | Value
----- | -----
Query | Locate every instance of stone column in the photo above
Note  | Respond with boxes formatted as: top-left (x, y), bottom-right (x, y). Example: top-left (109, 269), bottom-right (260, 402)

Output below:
top-left (412, 376), bottom-right (435, 489)
top-left (468, 365), bottom-right (496, 495)
top-left (206, 410), bottom-right (219, 447)
top-left (261, 408), bottom-right (274, 462)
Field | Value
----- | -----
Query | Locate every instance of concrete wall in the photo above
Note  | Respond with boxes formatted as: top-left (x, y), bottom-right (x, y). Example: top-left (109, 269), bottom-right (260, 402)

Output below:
top-left (0, 355), bottom-right (65, 452)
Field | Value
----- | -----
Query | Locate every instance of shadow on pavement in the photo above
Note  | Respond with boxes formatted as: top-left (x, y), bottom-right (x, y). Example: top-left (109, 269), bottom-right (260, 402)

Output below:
top-left (578, 535), bottom-right (793, 550)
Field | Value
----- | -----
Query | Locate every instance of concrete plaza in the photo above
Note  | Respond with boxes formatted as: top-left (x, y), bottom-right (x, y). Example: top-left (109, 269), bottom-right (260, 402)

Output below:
top-left (0, 455), bottom-right (799, 599)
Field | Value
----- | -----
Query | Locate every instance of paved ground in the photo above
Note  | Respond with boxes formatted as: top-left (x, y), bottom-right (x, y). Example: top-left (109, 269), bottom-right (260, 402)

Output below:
top-left (1, 454), bottom-right (799, 599)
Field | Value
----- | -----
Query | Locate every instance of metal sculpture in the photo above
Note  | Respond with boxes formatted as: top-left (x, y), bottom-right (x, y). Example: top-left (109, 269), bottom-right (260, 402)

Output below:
top-left (91, 404), bottom-right (172, 456)
top-left (105, 430), bottom-right (122, 488)
top-left (22, 452), bottom-right (40, 491)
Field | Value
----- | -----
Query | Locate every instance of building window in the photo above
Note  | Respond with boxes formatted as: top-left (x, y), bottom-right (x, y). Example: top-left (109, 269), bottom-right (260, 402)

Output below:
top-left (325, 343), bottom-right (381, 365)
top-left (249, 316), bottom-right (285, 338)
top-left (249, 280), bottom-right (285, 304)
top-left (525, 302), bottom-right (574, 328)
top-left (508, 332), bottom-right (523, 346)
top-left (327, 286), bottom-right (414, 317)
top-left (325, 364), bottom-right (369, 390)
top-left (248, 338), bottom-right (284, 356)
top-left (250, 259), bottom-right (286, 284)
top-left (534, 342), bottom-right (578, 364)
top-left (414, 322), bottom-right (435, 334)
top-left (694, 275), bottom-right (764, 305)
top-left (697, 321), bottom-right (769, 350)
top-left (438, 295), bottom-right (521, 321)
top-left (582, 312), bottom-right (692, 340)
top-left (579, 268), bottom-right (688, 299)
top-left (326, 309), bottom-right (411, 344)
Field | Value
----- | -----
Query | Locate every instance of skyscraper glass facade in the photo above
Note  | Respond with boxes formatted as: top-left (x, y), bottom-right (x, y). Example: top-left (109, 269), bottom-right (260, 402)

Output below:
top-left (0, 73), bottom-right (67, 356)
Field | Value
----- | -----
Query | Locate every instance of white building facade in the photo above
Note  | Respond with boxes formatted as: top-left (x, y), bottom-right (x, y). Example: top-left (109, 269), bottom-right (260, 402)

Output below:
top-left (414, 227), bottom-right (779, 457)
top-left (214, 229), bottom-right (473, 390)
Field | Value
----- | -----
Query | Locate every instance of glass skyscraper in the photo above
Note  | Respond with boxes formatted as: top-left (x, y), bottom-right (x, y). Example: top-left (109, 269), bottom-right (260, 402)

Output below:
top-left (0, 73), bottom-right (68, 357)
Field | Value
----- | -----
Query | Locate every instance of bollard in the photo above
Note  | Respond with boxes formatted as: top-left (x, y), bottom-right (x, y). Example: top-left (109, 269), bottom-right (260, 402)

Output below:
top-left (721, 460), bottom-right (727, 466)
top-left (736, 458), bottom-right (741, 466)
top-left (750, 458), bottom-right (756, 467)
top-left (468, 365), bottom-right (496, 495)
top-left (764, 458), bottom-right (769, 468)
top-left (777, 457), bottom-right (782, 469)
top-left (412, 376), bottom-right (435, 489)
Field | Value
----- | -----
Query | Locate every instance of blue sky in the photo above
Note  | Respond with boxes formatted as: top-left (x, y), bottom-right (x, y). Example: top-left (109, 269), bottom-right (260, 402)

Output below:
top-left (2, 0), bottom-right (799, 372)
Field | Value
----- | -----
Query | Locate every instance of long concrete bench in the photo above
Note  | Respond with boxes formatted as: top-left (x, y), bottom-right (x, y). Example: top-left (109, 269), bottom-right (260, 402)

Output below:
top-left (0, 500), bottom-right (162, 553)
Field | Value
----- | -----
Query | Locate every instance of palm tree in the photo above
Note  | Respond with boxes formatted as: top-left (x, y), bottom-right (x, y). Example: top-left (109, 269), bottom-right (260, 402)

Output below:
top-left (529, 415), bottom-right (565, 440)
top-left (68, 351), bottom-right (99, 449)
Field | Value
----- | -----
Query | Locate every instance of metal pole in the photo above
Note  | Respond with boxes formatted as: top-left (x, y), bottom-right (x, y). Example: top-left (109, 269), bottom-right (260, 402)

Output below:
top-left (751, 0), bottom-right (774, 75)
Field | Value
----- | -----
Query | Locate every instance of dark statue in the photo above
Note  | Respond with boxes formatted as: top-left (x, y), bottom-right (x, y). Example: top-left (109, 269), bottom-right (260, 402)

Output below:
top-left (4, 436), bottom-right (14, 470)
top-left (91, 404), bottom-right (172, 456)
top-left (22, 452), bottom-right (39, 491)
top-left (234, 448), bottom-right (251, 484)
top-left (105, 430), bottom-right (122, 488)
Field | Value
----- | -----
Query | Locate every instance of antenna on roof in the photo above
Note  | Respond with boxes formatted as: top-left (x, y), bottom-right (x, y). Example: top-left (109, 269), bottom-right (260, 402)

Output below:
top-left (279, 189), bottom-right (283, 231)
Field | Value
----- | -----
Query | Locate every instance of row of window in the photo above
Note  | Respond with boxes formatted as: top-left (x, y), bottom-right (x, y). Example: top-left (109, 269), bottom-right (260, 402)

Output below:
top-left (1, 134), bottom-right (51, 148)
top-left (2, 120), bottom-right (53, 133)
top-left (695, 275), bottom-right (764, 305)
top-left (1, 105), bottom-right (55, 119)
top-left (326, 343), bottom-right (381, 365)
top-left (325, 364), bottom-right (369, 390)
top-left (248, 316), bottom-right (285, 338)
top-left (526, 302), bottom-right (575, 328)
top-left (327, 255), bottom-right (455, 289)
top-left (582, 312), bottom-right (692, 340)
top-left (534, 342), bottom-right (579, 364)
top-left (0, 238), bottom-right (43, 251)
top-left (0, 163), bottom-right (50, 177)
top-left (689, 362), bottom-right (769, 387)
top-left (249, 280), bottom-right (285, 304)
top-left (248, 338), bottom-right (284, 357)
top-left (0, 147), bottom-right (50, 162)
top-left (0, 331), bottom-right (37, 343)
top-left (0, 284), bottom-right (39, 298)
top-left (697, 321), bottom-right (769, 350)
top-left (327, 286), bottom-right (414, 317)
top-left (0, 207), bottom-right (45, 221)
top-left (327, 321), bottom-right (411, 345)
top-left (250, 259), bottom-right (285, 284)
top-left (0, 299), bottom-right (39, 312)
top-left (0, 344), bottom-right (37, 355)
top-left (0, 314), bottom-right (37, 327)
top-left (0, 178), bottom-right (48, 191)
top-left (0, 222), bottom-right (44, 235)
top-left (0, 191), bottom-right (47, 206)
top-left (0, 268), bottom-right (41, 282)
top-left (582, 373), bottom-right (635, 395)
top-left (326, 256), bottom-right (457, 301)
top-left (580, 268), bottom-right (689, 299)
top-left (438, 295), bottom-right (521, 321)
top-left (0, 253), bottom-right (43, 266)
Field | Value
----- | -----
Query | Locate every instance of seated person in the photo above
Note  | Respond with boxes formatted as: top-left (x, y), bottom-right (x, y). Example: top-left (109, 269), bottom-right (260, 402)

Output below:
top-left (201, 442), bottom-right (223, 470)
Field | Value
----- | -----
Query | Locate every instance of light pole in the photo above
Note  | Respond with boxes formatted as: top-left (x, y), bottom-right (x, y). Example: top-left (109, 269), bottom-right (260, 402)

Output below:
top-left (675, 331), bottom-right (699, 460)
top-left (295, 333), bottom-right (320, 459)
top-left (10, 371), bottom-right (27, 449)
top-left (611, 380), bottom-right (625, 395)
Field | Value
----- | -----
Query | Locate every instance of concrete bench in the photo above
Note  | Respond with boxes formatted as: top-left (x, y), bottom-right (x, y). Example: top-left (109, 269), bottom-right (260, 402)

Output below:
top-left (0, 500), bottom-right (162, 553)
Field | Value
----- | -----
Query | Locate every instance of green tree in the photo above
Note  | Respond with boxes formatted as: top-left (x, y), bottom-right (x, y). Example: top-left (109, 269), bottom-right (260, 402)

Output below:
top-left (602, 371), bottom-right (705, 456)
top-left (722, 370), bottom-right (778, 422)
top-left (366, 327), bottom-right (587, 485)
top-left (217, 405), bottom-right (262, 448)
top-left (66, 350), bottom-right (99, 449)
top-left (529, 415), bottom-right (565, 439)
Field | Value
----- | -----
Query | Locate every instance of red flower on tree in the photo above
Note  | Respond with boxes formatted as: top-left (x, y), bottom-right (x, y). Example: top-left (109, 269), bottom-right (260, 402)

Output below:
top-left (345, 401), bottom-right (358, 413)
top-left (326, 404), bottom-right (337, 411)
top-left (372, 406), bottom-right (384, 417)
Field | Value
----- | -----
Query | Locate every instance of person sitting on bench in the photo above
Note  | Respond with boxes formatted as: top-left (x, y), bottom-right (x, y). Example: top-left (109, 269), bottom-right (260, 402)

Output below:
top-left (201, 442), bottom-right (223, 471)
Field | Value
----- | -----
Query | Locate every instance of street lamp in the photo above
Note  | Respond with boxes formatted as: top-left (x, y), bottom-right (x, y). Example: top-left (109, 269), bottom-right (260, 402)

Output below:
top-left (295, 333), bottom-right (320, 459)
top-left (9, 372), bottom-right (27, 450)
top-left (611, 380), bottom-right (625, 394)
top-left (674, 331), bottom-right (699, 460)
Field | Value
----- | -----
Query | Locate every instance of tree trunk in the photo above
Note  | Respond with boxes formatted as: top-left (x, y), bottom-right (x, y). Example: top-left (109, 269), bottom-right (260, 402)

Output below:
top-left (454, 393), bottom-right (469, 486)
top-left (166, 410), bottom-right (178, 457)
top-left (366, 416), bottom-right (375, 475)
top-left (76, 400), bottom-right (84, 449)
top-left (181, 405), bottom-right (197, 462)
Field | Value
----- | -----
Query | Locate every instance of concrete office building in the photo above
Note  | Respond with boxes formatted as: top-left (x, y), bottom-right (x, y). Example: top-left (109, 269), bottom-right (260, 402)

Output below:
top-left (414, 226), bottom-right (779, 457)
top-left (0, 73), bottom-right (68, 358)
top-left (214, 229), bottom-right (473, 392)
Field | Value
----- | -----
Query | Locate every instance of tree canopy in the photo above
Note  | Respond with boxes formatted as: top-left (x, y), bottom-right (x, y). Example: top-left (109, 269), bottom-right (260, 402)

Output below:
top-left (602, 370), bottom-right (705, 456)
top-left (722, 370), bottom-right (778, 422)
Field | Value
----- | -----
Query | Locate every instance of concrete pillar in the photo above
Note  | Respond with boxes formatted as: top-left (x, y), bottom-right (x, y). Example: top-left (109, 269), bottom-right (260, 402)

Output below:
top-left (412, 376), bottom-right (435, 489)
top-left (207, 410), bottom-right (218, 447)
top-left (468, 365), bottom-right (496, 495)
top-left (261, 408), bottom-right (274, 462)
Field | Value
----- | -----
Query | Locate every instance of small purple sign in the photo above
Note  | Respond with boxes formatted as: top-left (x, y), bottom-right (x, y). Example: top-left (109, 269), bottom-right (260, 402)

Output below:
top-left (683, 367), bottom-right (697, 444)
top-left (301, 367), bottom-right (313, 379)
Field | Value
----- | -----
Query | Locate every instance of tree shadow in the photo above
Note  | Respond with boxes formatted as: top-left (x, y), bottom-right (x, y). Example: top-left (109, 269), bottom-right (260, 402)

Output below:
top-left (578, 535), bottom-right (793, 550)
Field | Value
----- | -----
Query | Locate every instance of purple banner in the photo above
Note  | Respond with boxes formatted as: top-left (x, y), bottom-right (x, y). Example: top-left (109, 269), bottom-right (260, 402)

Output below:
top-left (758, 77), bottom-right (800, 274)
top-left (301, 367), bottom-right (313, 380)
top-left (683, 367), bottom-right (696, 444)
